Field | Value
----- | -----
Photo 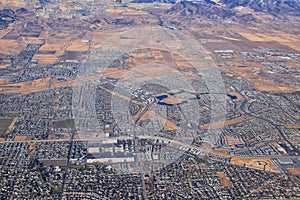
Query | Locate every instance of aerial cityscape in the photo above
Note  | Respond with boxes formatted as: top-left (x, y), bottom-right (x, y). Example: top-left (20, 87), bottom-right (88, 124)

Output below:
top-left (0, 0), bottom-right (299, 199)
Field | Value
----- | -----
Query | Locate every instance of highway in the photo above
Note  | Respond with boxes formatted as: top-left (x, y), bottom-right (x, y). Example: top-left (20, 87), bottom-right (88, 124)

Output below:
top-left (1, 136), bottom-right (299, 161)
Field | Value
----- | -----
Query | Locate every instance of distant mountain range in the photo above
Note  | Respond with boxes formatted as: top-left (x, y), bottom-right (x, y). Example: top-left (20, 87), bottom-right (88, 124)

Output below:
top-left (219, 0), bottom-right (300, 16)
top-left (166, 1), bottom-right (236, 19)
top-left (134, 0), bottom-right (300, 19)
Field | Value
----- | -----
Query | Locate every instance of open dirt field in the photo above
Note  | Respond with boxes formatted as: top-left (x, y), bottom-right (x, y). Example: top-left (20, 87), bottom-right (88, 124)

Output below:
top-left (2, 77), bottom-right (51, 93)
top-left (230, 157), bottom-right (280, 173)
top-left (284, 124), bottom-right (300, 129)
top-left (160, 95), bottom-right (185, 105)
top-left (163, 119), bottom-right (180, 131)
top-left (225, 135), bottom-right (244, 146)
top-left (14, 135), bottom-right (29, 141)
top-left (221, 62), bottom-right (300, 92)
top-left (287, 168), bottom-right (300, 176)
top-left (101, 68), bottom-right (128, 79)
top-left (200, 142), bottom-right (230, 157)
top-left (66, 40), bottom-right (89, 52)
top-left (238, 32), bottom-right (300, 51)
top-left (0, 40), bottom-right (25, 55)
top-left (32, 54), bottom-right (58, 64)
top-left (216, 172), bottom-right (231, 187)
top-left (200, 116), bottom-right (247, 130)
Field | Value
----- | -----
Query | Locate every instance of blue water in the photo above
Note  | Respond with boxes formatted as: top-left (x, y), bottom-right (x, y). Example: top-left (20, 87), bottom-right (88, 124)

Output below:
top-left (227, 94), bottom-right (237, 100)
top-left (156, 95), bottom-right (168, 101)
top-left (157, 102), bottom-right (174, 106)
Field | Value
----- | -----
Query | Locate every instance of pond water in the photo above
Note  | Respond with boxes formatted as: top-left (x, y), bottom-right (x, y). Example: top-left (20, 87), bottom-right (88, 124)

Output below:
top-left (227, 94), bottom-right (237, 100)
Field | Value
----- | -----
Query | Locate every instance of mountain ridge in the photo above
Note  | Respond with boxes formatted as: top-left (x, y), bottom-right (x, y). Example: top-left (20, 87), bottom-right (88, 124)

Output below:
top-left (135, 0), bottom-right (300, 19)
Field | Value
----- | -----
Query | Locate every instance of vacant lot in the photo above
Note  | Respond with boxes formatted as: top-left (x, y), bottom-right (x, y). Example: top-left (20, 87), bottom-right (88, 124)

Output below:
top-left (0, 118), bottom-right (13, 135)
top-left (14, 135), bottom-right (29, 141)
top-left (287, 168), bottom-right (300, 176)
top-left (230, 157), bottom-right (280, 173)
top-left (53, 119), bottom-right (74, 129)
top-left (216, 172), bottom-right (231, 187)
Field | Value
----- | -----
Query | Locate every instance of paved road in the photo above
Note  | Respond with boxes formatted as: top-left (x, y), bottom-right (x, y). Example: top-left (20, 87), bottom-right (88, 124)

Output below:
top-left (60, 128), bottom-right (76, 200)
top-left (2, 135), bottom-right (299, 161)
